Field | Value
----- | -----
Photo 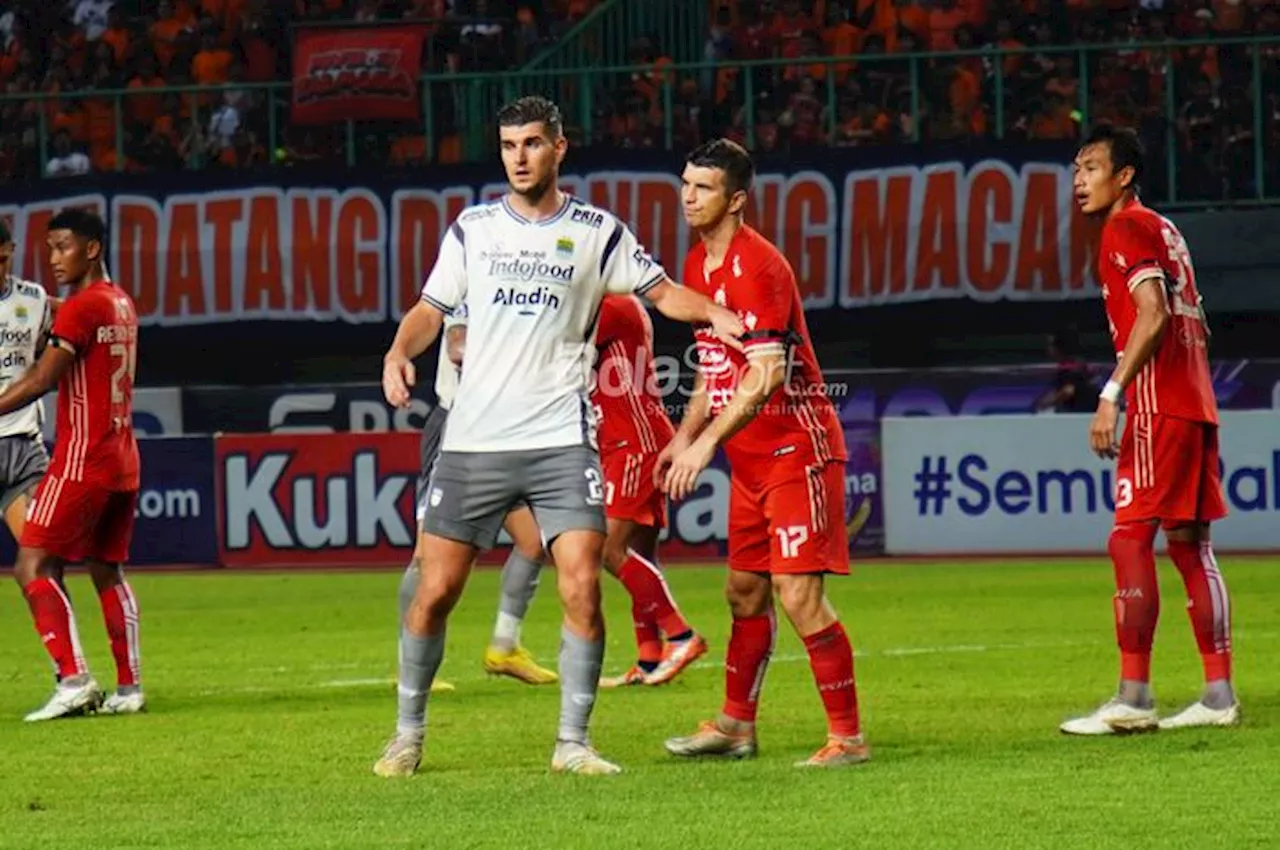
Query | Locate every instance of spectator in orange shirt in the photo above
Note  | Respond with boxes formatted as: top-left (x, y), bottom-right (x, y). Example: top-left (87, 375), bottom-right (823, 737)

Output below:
top-left (101, 7), bottom-right (133, 67)
top-left (151, 0), bottom-right (195, 72)
top-left (1028, 93), bottom-right (1078, 140)
top-left (127, 55), bottom-right (167, 128)
top-left (822, 2), bottom-right (861, 83)
top-left (192, 27), bottom-right (234, 103)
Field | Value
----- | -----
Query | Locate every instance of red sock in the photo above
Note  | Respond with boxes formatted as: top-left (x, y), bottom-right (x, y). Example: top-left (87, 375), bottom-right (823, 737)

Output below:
top-left (722, 610), bottom-right (775, 723)
top-left (99, 582), bottom-right (142, 688)
top-left (1108, 524), bottom-right (1160, 682)
top-left (24, 578), bottom-right (87, 680)
top-left (615, 551), bottom-right (691, 639)
top-left (1166, 540), bottom-right (1232, 682)
top-left (803, 622), bottom-right (861, 738)
top-left (634, 620), bottom-right (662, 666)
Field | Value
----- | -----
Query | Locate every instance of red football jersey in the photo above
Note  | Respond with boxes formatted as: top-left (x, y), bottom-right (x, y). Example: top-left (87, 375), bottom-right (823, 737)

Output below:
top-left (683, 225), bottom-right (847, 465)
top-left (1099, 198), bottom-right (1217, 423)
top-left (591, 294), bottom-right (676, 457)
top-left (49, 280), bottom-right (141, 489)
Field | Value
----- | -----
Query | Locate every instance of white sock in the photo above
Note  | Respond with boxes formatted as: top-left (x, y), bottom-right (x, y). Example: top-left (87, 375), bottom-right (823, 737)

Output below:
top-left (493, 611), bottom-right (522, 649)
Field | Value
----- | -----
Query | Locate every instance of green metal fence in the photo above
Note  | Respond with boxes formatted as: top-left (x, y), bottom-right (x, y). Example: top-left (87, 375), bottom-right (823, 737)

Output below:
top-left (2, 35), bottom-right (1276, 206)
top-left (519, 0), bottom-right (710, 73)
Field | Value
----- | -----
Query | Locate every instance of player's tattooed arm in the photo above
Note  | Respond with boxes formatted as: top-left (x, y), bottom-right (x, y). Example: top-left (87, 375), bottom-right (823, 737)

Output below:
top-left (1090, 278), bottom-right (1169, 458)
top-left (383, 301), bottom-right (446, 408)
top-left (0, 345), bottom-right (73, 416)
top-left (644, 278), bottom-right (745, 350)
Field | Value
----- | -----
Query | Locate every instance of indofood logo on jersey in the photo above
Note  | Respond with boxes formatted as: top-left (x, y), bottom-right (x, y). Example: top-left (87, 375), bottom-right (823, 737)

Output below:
top-left (0, 326), bottom-right (34, 346)
top-left (487, 249), bottom-right (576, 285)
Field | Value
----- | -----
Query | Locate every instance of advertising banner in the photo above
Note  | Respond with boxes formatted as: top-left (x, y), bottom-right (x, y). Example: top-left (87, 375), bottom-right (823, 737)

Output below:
top-left (214, 431), bottom-right (421, 567)
top-left (0, 436), bottom-right (215, 567)
top-left (212, 428), bottom-right (885, 567)
top-left (0, 144), bottom-right (1100, 327)
top-left (882, 411), bottom-right (1280, 555)
top-left (291, 27), bottom-right (423, 125)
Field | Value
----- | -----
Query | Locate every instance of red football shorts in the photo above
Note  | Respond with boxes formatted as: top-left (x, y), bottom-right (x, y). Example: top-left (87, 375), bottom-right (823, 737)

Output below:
top-left (728, 457), bottom-right (849, 575)
top-left (1115, 413), bottom-right (1228, 526)
top-left (602, 449), bottom-right (667, 528)
top-left (21, 475), bottom-right (138, 563)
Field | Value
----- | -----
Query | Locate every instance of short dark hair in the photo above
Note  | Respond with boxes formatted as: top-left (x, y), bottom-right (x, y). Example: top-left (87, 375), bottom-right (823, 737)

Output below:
top-left (47, 208), bottom-right (107, 248)
top-left (1081, 123), bottom-right (1144, 190)
top-left (686, 138), bottom-right (755, 198)
top-left (0, 219), bottom-right (10, 245)
top-left (496, 96), bottom-right (563, 138)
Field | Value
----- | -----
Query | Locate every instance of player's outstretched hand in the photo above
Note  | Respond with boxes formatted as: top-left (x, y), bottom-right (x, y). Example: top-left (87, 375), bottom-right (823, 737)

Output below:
top-left (1089, 399), bottom-right (1119, 459)
top-left (653, 433), bottom-right (691, 488)
top-left (708, 304), bottom-right (746, 351)
top-left (663, 435), bottom-right (716, 501)
top-left (382, 353), bottom-right (416, 409)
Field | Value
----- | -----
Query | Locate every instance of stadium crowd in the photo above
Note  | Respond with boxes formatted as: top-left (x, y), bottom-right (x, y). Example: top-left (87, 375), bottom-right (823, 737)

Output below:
top-left (0, 0), bottom-right (1277, 200)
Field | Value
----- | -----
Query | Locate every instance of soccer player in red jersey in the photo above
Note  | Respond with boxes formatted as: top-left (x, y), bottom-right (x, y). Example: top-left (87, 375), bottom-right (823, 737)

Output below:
top-left (660, 139), bottom-right (868, 767)
top-left (1061, 124), bottom-right (1238, 734)
top-left (0, 209), bottom-right (144, 722)
top-left (592, 293), bottom-right (706, 687)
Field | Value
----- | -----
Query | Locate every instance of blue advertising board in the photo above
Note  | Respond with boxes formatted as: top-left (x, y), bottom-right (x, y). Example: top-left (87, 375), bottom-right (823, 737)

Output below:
top-left (0, 436), bottom-right (217, 567)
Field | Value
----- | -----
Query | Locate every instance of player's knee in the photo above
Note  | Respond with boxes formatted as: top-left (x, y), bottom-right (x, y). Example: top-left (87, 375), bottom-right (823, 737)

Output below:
top-left (600, 536), bottom-right (630, 574)
top-left (556, 565), bottom-right (601, 616)
top-left (772, 575), bottom-right (826, 626)
top-left (1108, 522), bottom-right (1157, 560)
top-left (1162, 521), bottom-right (1208, 545)
top-left (725, 571), bottom-right (771, 617)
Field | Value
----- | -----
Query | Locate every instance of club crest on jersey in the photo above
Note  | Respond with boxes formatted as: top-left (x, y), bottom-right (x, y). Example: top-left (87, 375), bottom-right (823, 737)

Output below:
top-left (13, 305), bottom-right (27, 323)
top-left (556, 237), bottom-right (574, 257)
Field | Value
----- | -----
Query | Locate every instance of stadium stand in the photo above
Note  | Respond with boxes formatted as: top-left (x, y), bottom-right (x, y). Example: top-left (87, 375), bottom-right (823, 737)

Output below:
top-left (0, 0), bottom-right (1277, 203)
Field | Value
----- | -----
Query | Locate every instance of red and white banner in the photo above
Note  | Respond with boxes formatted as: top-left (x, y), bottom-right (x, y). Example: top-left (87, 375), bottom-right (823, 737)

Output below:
top-left (1, 147), bottom-right (1108, 326)
top-left (215, 432), bottom-right (420, 567)
top-left (291, 27), bottom-right (423, 125)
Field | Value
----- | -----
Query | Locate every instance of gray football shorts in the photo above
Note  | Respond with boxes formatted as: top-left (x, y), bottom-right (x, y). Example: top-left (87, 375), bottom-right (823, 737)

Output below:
top-left (0, 434), bottom-right (49, 514)
top-left (422, 445), bottom-right (607, 550)
top-left (414, 404), bottom-right (450, 526)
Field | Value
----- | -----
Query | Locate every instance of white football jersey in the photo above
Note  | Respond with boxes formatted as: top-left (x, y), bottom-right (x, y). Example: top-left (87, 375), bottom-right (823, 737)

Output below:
top-left (0, 276), bottom-right (51, 438)
top-left (421, 195), bottom-right (666, 452)
top-left (433, 303), bottom-right (466, 411)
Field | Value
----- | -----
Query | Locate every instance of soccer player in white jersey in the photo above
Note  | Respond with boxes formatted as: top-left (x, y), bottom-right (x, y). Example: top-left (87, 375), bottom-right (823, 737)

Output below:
top-left (0, 223), bottom-right (55, 558)
top-left (376, 96), bottom-right (744, 777)
top-left (396, 303), bottom-right (560, 687)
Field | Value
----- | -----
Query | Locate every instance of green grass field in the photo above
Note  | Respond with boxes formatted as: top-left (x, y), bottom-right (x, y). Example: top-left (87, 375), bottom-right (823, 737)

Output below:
top-left (1, 558), bottom-right (1277, 849)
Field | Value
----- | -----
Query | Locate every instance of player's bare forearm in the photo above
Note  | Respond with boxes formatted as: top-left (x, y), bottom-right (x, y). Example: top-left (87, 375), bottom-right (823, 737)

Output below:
top-left (0, 347), bottom-right (72, 416)
top-left (1109, 281), bottom-right (1169, 392)
top-left (675, 373), bottom-right (711, 441)
top-left (703, 355), bottom-right (786, 448)
top-left (645, 279), bottom-right (713, 323)
top-left (387, 301), bottom-right (445, 362)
